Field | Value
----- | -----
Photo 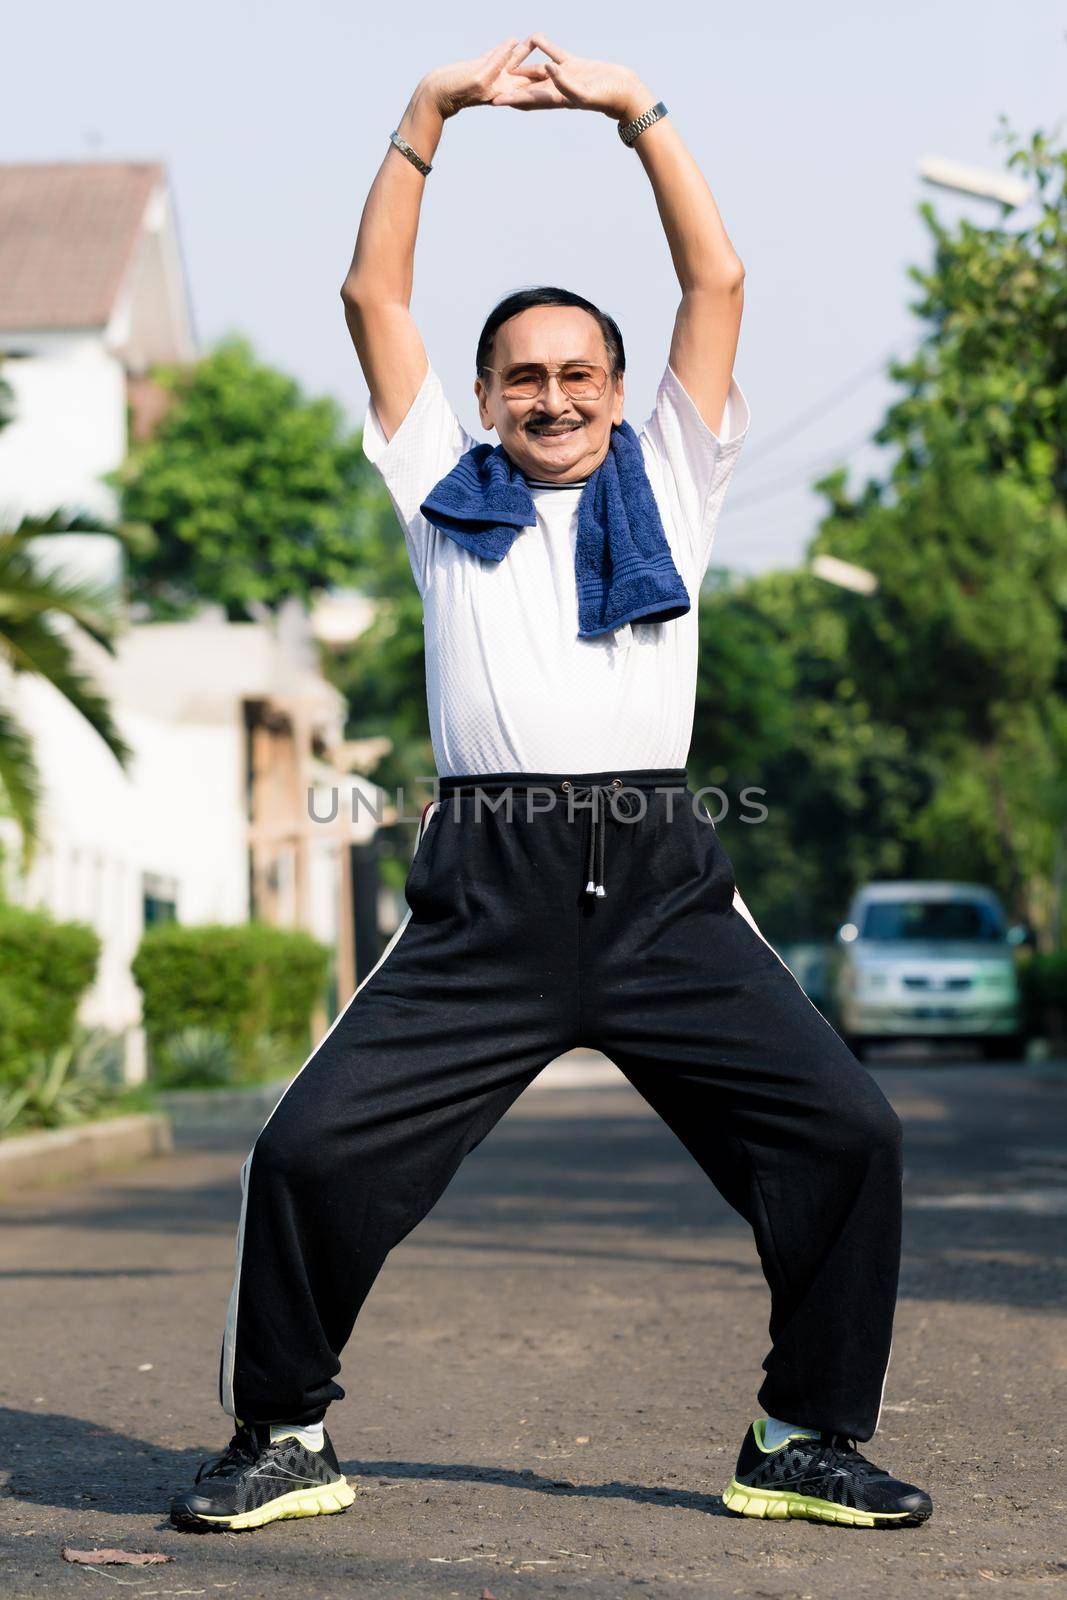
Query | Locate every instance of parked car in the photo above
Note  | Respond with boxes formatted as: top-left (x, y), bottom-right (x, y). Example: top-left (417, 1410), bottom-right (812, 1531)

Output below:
top-left (829, 881), bottom-right (1027, 1060)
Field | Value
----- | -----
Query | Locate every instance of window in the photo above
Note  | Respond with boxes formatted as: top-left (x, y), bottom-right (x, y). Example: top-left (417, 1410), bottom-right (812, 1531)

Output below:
top-left (142, 871), bottom-right (178, 927)
top-left (862, 899), bottom-right (1004, 943)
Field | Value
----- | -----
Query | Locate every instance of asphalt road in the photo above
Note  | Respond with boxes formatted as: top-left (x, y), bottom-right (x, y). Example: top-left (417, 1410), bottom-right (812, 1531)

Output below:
top-left (1, 1053), bottom-right (1065, 1599)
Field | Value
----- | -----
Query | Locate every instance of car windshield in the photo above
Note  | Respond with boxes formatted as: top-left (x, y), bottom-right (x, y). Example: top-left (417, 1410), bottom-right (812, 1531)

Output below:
top-left (861, 899), bottom-right (1004, 943)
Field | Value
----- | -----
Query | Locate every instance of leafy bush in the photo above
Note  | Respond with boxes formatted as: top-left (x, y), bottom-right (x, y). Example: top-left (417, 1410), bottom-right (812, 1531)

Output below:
top-left (242, 1031), bottom-right (300, 1086)
top-left (153, 1026), bottom-right (301, 1091)
top-left (132, 922), bottom-right (328, 1082)
top-left (0, 905), bottom-right (100, 1087)
top-left (154, 1026), bottom-right (235, 1089)
top-left (0, 1025), bottom-right (124, 1136)
top-left (1020, 950), bottom-right (1067, 1038)
top-left (1026, 951), bottom-right (1067, 1004)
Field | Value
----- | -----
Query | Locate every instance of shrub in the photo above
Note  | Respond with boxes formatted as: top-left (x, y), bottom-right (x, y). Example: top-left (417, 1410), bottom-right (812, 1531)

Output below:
top-left (242, 1031), bottom-right (300, 1086)
top-left (1020, 950), bottom-right (1067, 1039)
top-left (132, 922), bottom-right (329, 1082)
top-left (0, 1025), bottom-right (124, 1136)
top-left (154, 1026), bottom-right (235, 1089)
top-left (0, 905), bottom-right (100, 1087)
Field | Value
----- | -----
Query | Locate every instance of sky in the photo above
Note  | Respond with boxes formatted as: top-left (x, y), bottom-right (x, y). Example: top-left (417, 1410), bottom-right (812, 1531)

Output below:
top-left (8, 1), bottom-right (1065, 573)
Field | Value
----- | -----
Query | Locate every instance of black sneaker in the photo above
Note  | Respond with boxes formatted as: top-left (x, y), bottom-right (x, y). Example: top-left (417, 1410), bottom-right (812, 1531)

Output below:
top-left (722, 1420), bottom-right (933, 1528)
top-left (169, 1423), bottom-right (356, 1531)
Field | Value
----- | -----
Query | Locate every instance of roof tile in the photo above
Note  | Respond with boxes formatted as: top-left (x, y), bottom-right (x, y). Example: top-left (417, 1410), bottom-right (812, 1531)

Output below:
top-left (0, 161), bottom-right (164, 331)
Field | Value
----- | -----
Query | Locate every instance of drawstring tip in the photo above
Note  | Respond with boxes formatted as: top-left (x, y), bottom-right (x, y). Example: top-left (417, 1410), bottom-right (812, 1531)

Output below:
top-left (595, 883), bottom-right (606, 898)
top-left (585, 880), bottom-right (597, 895)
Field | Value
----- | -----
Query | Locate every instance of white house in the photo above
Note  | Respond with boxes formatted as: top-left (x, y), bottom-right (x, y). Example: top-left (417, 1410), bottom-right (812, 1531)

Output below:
top-left (0, 160), bottom-right (195, 524)
top-left (0, 162), bottom-right (387, 1079)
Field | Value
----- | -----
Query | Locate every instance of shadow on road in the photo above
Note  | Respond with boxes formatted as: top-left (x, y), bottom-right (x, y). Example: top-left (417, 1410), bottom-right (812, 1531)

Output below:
top-left (0, 1408), bottom-right (731, 1521)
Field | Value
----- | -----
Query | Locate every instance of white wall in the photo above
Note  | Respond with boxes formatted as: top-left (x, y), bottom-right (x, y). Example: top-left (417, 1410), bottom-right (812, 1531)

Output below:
top-left (8, 661), bottom-right (249, 1079)
top-left (0, 331), bottom-right (126, 524)
top-left (3, 609), bottom-right (371, 1079)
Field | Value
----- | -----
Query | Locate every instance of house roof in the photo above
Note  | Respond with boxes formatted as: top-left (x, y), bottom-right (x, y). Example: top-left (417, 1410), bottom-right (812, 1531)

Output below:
top-left (0, 161), bottom-right (165, 331)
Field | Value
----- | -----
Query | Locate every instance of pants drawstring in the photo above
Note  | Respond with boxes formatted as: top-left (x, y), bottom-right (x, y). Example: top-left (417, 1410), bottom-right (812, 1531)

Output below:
top-left (585, 785), bottom-right (607, 898)
top-left (560, 777), bottom-right (642, 898)
top-left (434, 769), bottom-right (688, 905)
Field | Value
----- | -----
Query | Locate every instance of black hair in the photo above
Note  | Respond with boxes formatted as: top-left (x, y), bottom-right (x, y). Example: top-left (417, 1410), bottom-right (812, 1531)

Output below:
top-left (475, 286), bottom-right (625, 380)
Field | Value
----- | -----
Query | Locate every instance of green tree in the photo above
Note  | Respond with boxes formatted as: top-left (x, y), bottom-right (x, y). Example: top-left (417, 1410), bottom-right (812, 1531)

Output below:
top-left (813, 460), bottom-right (1067, 926)
top-left (112, 335), bottom-right (371, 621)
top-left (881, 124), bottom-right (1067, 508)
top-left (318, 469), bottom-right (437, 891)
top-left (323, 469), bottom-right (434, 800)
top-left (693, 569), bottom-right (925, 940)
top-left (808, 123), bottom-right (1067, 939)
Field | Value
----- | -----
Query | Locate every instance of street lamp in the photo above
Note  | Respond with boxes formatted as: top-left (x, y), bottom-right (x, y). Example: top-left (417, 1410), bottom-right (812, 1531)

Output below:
top-left (809, 553), bottom-right (879, 595)
top-left (917, 155), bottom-right (1032, 210)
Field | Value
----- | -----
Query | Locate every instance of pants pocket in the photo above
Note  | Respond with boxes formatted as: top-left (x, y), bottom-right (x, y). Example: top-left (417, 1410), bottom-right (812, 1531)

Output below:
top-left (403, 804), bottom-right (464, 922)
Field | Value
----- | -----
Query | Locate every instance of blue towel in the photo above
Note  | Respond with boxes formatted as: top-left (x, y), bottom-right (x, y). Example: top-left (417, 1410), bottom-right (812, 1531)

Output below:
top-left (419, 421), bottom-right (690, 639)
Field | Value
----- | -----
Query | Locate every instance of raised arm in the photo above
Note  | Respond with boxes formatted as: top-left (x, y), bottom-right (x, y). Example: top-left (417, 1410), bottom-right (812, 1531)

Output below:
top-left (340, 38), bottom-right (535, 442)
top-left (491, 36), bottom-right (745, 436)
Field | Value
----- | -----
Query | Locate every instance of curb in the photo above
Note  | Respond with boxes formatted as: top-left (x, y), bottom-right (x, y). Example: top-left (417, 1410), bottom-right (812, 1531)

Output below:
top-left (0, 1113), bottom-right (173, 1194)
top-left (160, 1054), bottom-right (625, 1129)
top-left (157, 1081), bottom-right (290, 1126)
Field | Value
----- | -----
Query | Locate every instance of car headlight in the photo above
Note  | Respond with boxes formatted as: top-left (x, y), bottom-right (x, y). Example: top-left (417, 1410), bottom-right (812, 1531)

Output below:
top-left (854, 969), bottom-right (890, 993)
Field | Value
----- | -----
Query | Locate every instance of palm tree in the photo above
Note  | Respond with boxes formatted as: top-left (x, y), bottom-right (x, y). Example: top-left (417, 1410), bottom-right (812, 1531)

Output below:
top-left (0, 366), bottom-right (133, 862)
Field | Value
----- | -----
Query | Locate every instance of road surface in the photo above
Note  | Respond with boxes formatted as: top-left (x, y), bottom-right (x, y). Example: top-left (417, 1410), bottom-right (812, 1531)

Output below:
top-left (1, 1052), bottom-right (1065, 1598)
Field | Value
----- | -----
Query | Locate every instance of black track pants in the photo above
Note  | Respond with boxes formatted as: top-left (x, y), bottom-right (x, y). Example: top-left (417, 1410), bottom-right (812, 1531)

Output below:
top-left (220, 768), bottom-right (902, 1442)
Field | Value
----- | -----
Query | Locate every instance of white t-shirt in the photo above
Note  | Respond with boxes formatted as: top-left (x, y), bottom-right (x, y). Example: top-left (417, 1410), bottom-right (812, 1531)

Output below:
top-left (361, 361), bottom-right (750, 777)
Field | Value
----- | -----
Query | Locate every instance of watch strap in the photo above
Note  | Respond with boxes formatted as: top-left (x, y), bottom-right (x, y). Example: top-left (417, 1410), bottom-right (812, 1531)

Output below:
top-left (618, 100), bottom-right (668, 148)
top-left (389, 129), bottom-right (433, 176)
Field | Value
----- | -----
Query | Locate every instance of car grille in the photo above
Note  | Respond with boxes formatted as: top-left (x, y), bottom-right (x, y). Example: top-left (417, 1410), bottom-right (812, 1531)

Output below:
top-left (901, 975), bottom-right (974, 991)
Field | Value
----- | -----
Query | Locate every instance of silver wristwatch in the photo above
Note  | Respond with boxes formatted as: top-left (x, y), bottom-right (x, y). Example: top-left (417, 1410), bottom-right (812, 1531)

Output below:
top-left (618, 100), bottom-right (668, 147)
top-left (389, 129), bottom-right (433, 176)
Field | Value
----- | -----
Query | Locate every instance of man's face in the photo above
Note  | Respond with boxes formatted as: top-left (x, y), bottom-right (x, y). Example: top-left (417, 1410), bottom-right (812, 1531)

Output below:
top-left (474, 305), bottom-right (624, 482)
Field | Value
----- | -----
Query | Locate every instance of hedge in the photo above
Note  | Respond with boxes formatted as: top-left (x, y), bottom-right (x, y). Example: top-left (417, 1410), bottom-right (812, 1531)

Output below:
top-left (0, 904), bottom-right (100, 1086)
top-left (132, 921), bottom-right (330, 1079)
top-left (1019, 950), bottom-right (1067, 1038)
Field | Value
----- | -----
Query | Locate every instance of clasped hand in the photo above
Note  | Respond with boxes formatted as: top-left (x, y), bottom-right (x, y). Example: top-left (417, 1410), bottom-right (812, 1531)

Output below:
top-left (421, 33), bottom-right (649, 123)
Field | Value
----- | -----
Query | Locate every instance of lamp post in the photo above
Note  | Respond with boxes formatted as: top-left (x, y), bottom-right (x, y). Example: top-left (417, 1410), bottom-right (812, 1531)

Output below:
top-left (917, 155), bottom-right (1032, 210)
top-left (809, 553), bottom-right (879, 595)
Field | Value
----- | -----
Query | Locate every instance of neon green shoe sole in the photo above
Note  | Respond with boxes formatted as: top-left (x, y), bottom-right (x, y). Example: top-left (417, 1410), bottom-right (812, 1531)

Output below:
top-left (177, 1476), bottom-right (356, 1532)
top-left (723, 1477), bottom-right (924, 1528)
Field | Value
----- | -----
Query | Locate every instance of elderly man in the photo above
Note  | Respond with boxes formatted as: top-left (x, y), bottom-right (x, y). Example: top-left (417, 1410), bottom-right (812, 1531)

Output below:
top-left (170, 35), bottom-right (932, 1534)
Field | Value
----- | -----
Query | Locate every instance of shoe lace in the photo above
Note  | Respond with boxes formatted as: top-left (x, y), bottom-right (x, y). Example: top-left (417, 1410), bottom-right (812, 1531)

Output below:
top-left (815, 1432), bottom-right (888, 1480)
top-left (194, 1424), bottom-right (270, 1484)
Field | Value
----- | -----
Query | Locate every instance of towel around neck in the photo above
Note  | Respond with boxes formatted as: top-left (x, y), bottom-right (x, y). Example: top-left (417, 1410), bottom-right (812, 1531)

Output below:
top-left (419, 419), bottom-right (691, 639)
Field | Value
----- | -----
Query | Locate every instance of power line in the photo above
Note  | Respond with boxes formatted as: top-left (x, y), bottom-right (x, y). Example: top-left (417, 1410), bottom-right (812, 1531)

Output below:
top-left (723, 425), bottom-right (886, 516)
top-left (739, 347), bottom-right (903, 471)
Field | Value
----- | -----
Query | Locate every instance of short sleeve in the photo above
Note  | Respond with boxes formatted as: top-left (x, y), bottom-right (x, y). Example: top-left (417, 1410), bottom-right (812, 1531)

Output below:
top-left (361, 364), bottom-right (476, 598)
top-left (638, 364), bottom-right (751, 582)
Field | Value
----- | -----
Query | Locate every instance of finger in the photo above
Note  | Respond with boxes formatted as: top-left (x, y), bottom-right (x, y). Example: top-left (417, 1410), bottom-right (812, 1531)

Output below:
top-left (491, 84), bottom-right (568, 109)
top-left (510, 63), bottom-right (550, 79)
top-left (506, 35), bottom-right (536, 64)
top-left (480, 36), bottom-right (519, 65)
top-left (529, 32), bottom-right (569, 62)
top-left (478, 37), bottom-right (524, 91)
top-left (543, 60), bottom-right (582, 102)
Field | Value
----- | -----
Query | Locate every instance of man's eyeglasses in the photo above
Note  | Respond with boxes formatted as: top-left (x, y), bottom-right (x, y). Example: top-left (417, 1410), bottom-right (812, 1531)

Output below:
top-left (481, 362), bottom-right (610, 401)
